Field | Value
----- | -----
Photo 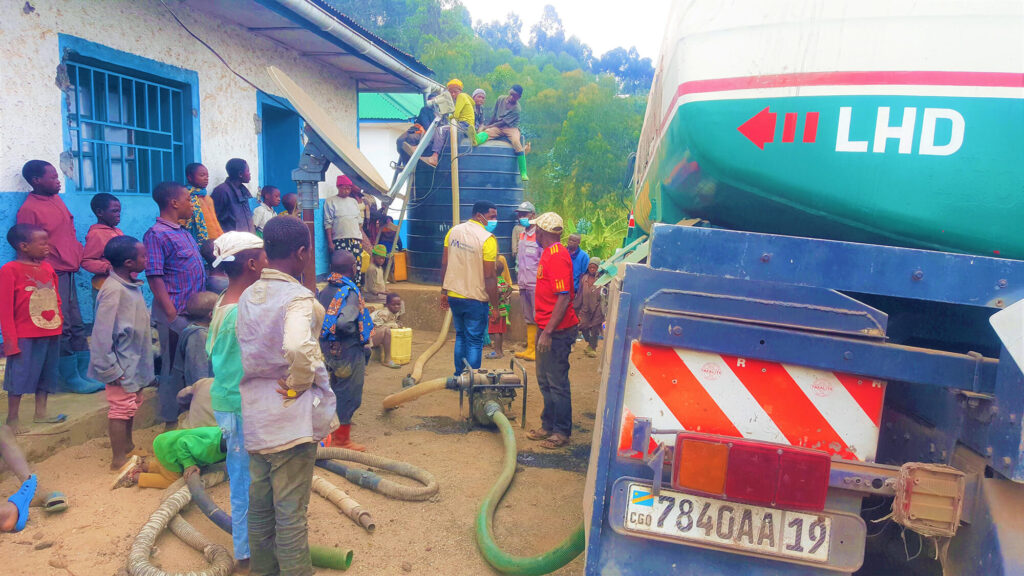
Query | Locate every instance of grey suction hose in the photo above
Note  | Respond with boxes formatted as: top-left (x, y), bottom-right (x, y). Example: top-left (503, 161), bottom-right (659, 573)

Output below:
top-left (183, 465), bottom-right (356, 569)
top-left (316, 446), bottom-right (438, 501)
top-left (186, 474), bottom-right (232, 533)
top-left (128, 471), bottom-right (233, 576)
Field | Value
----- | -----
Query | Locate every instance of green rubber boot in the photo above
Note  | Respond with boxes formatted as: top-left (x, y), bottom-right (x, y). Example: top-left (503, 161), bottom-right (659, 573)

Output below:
top-left (517, 153), bottom-right (529, 182)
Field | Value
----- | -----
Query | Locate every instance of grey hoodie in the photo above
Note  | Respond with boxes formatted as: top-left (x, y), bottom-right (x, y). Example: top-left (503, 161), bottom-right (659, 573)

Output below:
top-left (88, 272), bottom-right (154, 393)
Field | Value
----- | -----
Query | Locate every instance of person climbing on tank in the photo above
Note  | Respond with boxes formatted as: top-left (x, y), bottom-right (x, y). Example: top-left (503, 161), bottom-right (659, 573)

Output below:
top-left (0, 424), bottom-right (69, 532)
top-left (477, 84), bottom-right (529, 181)
top-left (421, 78), bottom-right (478, 167)
top-left (318, 250), bottom-right (374, 450)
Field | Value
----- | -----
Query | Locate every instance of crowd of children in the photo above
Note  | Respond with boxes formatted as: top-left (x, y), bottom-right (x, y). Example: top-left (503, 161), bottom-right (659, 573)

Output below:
top-left (0, 157), bottom-right (416, 572)
top-left (0, 149), bottom-right (611, 572)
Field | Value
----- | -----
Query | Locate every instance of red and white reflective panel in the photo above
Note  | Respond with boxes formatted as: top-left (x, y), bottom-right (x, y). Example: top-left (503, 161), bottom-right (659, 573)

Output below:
top-left (620, 342), bottom-right (886, 461)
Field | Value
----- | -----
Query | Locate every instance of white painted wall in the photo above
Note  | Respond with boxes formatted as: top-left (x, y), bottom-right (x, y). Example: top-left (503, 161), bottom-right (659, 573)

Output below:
top-left (0, 0), bottom-right (359, 195)
top-left (359, 121), bottom-right (408, 200)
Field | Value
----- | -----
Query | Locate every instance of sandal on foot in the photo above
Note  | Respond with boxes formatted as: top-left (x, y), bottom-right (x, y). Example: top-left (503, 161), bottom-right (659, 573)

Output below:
top-left (539, 434), bottom-right (570, 450)
top-left (42, 492), bottom-right (68, 513)
top-left (382, 360), bottom-right (402, 369)
top-left (32, 414), bottom-right (67, 424)
top-left (485, 351), bottom-right (504, 359)
top-left (111, 455), bottom-right (142, 490)
top-left (8, 474), bottom-right (37, 532)
top-left (526, 428), bottom-right (551, 441)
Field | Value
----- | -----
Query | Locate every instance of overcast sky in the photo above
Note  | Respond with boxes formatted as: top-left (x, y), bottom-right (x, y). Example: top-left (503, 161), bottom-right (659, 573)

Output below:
top-left (459, 0), bottom-right (672, 61)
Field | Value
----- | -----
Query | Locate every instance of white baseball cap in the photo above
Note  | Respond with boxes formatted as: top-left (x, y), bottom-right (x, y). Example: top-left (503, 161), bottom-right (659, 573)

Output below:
top-left (529, 212), bottom-right (564, 233)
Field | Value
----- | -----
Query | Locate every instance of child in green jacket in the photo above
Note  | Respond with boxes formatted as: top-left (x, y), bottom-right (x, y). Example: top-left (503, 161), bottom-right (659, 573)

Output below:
top-left (114, 426), bottom-right (226, 489)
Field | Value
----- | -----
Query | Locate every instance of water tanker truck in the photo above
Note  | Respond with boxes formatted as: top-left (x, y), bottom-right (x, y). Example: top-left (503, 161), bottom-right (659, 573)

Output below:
top-left (583, 2), bottom-right (1024, 574)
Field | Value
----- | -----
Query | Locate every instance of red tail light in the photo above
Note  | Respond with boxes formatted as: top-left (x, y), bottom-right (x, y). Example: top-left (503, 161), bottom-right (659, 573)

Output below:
top-left (672, 433), bottom-right (831, 511)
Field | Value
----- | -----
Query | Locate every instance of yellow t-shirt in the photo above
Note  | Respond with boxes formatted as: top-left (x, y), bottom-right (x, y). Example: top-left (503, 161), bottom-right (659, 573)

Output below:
top-left (444, 219), bottom-right (497, 300)
top-left (453, 92), bottom-right (477, 135)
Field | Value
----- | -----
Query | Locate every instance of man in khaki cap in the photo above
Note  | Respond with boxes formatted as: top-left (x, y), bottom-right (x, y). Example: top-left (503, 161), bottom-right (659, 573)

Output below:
top-left (524, 212), bottom-right (579, 449)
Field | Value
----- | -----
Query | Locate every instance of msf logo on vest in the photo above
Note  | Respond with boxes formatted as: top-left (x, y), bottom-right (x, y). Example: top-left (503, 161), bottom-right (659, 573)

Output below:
top-left (836, 107), bottom-right (964, 156)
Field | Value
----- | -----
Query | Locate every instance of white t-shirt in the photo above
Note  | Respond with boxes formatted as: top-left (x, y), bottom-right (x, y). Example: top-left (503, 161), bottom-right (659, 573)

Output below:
top-left (324, 195), bottom-right (364, 240)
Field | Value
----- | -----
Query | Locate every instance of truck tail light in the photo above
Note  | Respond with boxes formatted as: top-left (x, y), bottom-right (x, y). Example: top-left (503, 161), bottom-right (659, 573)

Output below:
top-left (671, 433), bottom-right (831, 511)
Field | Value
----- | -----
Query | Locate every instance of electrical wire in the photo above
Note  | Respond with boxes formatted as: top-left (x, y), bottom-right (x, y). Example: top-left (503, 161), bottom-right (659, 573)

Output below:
top-left (159, 0), bottom-right (292, 111)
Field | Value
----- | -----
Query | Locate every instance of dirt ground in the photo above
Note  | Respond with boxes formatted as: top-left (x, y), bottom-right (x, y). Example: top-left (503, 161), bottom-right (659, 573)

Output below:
top-left (0, 332), bottom-right (602, 576)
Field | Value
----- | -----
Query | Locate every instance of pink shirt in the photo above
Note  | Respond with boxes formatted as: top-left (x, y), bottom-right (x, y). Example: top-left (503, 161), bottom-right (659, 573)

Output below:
top-left (82, 223), bottom-right (124, 277)
top-left (16, 193), bottom-right (84, 272)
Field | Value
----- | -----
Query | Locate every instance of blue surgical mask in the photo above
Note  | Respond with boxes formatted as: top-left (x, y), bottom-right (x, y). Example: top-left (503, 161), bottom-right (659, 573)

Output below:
top-left (518, 217), bottom-right (530, 227)
top-left (485, 219), bottom-right (498, 232)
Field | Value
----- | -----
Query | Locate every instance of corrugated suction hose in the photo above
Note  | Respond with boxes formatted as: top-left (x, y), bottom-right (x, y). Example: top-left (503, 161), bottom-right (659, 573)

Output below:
top-left (316, 446), bottom-right (438, 501)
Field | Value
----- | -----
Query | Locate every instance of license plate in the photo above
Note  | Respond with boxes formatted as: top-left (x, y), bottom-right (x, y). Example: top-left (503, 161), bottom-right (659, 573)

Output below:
top-left (609, 479), bottom-right (866, 571)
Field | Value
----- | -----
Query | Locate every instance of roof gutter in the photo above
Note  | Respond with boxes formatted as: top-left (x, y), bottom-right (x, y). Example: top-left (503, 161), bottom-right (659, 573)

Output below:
top-left (274, 0), bottom-right (440, 93)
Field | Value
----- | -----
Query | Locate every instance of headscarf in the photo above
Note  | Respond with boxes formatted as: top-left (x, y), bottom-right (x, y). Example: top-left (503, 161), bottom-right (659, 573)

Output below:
top-left (211, 231), bottom-right (263, 267)
top-left (472, 89), bottom-right (485, 98)
top-left (447, 78), bottom-right (463, 89)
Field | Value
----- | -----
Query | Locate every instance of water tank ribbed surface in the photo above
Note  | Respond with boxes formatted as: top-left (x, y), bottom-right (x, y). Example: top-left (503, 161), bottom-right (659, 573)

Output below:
top-left (406, 141), bottom-right (524, 284)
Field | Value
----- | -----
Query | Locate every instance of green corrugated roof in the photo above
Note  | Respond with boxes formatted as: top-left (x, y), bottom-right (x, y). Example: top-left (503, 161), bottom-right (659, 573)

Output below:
top-left (358, 93), bottom-right (423, 121)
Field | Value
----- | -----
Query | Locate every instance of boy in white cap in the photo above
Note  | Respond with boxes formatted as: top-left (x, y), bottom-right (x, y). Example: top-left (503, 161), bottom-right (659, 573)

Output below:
top-left (207, 230), bottom-right (267, 572)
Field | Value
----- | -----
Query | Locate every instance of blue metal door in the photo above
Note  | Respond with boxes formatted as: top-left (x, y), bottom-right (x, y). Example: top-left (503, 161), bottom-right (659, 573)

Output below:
top-left (259, 96), bottom-right (302, 195)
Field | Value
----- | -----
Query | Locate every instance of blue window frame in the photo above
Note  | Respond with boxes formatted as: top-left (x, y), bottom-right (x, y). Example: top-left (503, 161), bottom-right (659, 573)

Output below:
top-left (59, 35), bottom-right (201, 195)
top-left (65, 61), bottom-right (188, 194)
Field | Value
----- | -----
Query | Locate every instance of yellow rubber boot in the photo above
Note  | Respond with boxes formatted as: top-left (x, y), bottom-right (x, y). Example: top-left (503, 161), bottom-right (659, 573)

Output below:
top-left (515, 324), bottom-right (537, 361)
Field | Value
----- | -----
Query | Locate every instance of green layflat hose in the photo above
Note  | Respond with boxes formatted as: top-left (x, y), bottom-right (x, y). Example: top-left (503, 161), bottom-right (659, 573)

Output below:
top-left (476, 403), bottom-right (585, 575)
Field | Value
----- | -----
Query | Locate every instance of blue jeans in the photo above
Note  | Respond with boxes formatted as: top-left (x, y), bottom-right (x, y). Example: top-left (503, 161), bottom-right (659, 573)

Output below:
top-left (214, 410), bottom-right (250, 561)
top-left (449, 297), bottom-right (489, 375)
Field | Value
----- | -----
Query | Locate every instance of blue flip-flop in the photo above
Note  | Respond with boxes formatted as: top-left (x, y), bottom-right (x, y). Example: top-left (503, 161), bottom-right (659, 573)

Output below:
top-left (32, 414), bottom-right (67, 424)
top-left (8, 474), bottom-right (37, 532)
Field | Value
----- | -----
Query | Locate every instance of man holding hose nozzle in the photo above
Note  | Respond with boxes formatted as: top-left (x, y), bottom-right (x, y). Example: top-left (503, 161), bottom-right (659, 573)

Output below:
top-left (526, 212), bottom-right (579, 450)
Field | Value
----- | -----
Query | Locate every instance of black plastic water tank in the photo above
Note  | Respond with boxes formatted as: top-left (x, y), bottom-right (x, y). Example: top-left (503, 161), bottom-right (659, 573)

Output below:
top-left (406, 140), bottom-right (524, 284)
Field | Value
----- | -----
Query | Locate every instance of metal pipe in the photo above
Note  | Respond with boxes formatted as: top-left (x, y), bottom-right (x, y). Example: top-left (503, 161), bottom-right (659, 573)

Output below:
top-left (450, 117), bottom-right (461, 228)
top-left (272, 0), bottom-right (438, 93)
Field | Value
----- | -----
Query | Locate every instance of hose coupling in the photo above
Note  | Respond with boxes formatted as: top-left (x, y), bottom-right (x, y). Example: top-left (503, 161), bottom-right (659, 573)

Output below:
top-left (483, 400), bottom-right (503, 419)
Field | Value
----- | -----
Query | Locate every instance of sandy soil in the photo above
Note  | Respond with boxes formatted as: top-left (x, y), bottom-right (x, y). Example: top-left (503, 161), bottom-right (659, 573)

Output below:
top-left (0, 333), bottom-right (603, 576)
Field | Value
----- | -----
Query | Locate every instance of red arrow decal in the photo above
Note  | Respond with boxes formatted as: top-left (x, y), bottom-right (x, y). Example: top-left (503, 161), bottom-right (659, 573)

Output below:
top-left (738, 106), bottom-right (777, 149)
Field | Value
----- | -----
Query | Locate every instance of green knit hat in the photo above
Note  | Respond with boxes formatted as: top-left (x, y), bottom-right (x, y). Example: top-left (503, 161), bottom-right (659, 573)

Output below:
top-left (372, 244), bottom-right (387, 258)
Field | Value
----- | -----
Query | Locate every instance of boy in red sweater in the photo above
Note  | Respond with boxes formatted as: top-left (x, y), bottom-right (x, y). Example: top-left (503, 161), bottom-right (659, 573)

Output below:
top-left (16, 160), bottom-right (101, 393)
top-left (1, 224), bottom-right (68, 432)
top-left (81, 193), bottom-right (124, 301)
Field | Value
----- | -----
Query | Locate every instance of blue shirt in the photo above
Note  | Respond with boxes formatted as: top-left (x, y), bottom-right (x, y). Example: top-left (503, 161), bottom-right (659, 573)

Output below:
top-left (144, 217), bottom-right (206, 314)
top-left (569, 248), bottom-right (590, 294)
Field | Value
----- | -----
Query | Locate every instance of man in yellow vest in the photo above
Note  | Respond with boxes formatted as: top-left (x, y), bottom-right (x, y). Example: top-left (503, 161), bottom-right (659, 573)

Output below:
top-left (440, 200), bottom-right (501, 374)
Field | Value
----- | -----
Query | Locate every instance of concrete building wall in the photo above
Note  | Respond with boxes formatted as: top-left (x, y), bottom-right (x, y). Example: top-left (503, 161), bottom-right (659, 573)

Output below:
top-left (0, 0), bottom-right (362, 321)
top-left (358, 121), bottom-right (407, 193)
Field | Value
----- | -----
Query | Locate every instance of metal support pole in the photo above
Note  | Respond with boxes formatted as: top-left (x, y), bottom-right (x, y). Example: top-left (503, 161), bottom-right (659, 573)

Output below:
top-left (293, 130), bottom-right (331, 292)
top-left (449, 118), bottom-right (460, 227)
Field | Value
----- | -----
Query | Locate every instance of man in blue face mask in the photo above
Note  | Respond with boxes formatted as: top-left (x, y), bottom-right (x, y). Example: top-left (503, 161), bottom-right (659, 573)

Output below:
top-left (440, 200), bottom-right (501, 374)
